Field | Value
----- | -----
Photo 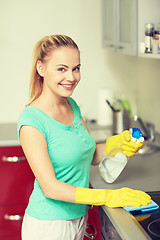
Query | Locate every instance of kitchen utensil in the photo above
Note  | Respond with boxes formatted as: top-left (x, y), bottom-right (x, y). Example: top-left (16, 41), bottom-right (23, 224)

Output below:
top-left (106, 100), bottom-right (131, 134)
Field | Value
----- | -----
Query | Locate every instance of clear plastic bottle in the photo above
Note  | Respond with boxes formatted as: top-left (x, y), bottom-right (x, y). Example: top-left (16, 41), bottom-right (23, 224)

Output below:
top-left (99, 128), bottom-right (144, 183)
top-left (152, 31), bottom-right (159, 54)
top-left (144, 23), bottom-right (154, 54)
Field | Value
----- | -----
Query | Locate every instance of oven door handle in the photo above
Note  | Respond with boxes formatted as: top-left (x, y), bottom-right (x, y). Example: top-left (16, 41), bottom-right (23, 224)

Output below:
top-left (2, 156), bottom-right (26, 162)
top-left (4, 214), bottom-right (23, 221)
top-left (84, 224), bottom-right (96, 239)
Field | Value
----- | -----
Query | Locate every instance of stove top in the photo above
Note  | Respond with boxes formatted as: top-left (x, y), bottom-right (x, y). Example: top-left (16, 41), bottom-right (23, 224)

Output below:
top-left (132, 191), bottom-right (160, 240)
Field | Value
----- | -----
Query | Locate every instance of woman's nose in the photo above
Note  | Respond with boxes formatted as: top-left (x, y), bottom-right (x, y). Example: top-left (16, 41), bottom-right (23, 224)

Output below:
top-left (66, 70), bottom-right (75, 81)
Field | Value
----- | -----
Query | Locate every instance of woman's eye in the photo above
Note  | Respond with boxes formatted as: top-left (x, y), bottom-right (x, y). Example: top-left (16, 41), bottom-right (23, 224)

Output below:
top-left (73, 67), bottom-right (80, 72)
top-left (58, 68), bottom-right (65, 72)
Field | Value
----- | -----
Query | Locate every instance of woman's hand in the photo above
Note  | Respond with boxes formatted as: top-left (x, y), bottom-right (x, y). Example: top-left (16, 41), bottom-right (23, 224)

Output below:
top-left (105, 130), bottom-right (144, 157)
top-left (75, 187), bottom-right (151, 208)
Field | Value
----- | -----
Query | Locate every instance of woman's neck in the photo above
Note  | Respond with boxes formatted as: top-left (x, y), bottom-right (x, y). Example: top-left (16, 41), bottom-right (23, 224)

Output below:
top-left (31, 89), bottom-right (66, 110)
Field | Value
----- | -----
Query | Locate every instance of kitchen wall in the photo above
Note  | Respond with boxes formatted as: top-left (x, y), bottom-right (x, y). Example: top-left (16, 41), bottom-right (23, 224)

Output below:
top-left (103, 52), bottom-right (160, 131)
top-left (1, 0), bottom-right (160, 131)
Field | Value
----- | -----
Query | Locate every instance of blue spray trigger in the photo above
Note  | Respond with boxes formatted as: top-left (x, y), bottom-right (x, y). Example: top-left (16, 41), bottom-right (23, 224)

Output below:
top-left (131, 127), bottom-right (143, 139)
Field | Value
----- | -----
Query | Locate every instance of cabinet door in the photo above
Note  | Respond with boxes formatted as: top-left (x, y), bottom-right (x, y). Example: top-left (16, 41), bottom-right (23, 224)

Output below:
top-left (116, 0), bottom-right (137, 55)
top-left (102, 0), bottom-right (116, 51)
top-left (0, 205), bottom-right (25, 240)
top-left (0, 146), bottom-right (34, 205)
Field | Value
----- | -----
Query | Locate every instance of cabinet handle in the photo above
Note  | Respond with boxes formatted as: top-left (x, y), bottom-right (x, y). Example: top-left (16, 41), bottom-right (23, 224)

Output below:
top-left (89, 205), bottom-right (94, 209)
top-left (105, 44), bottom-right (114, 48)
top-left (2, 156), bottom-right (26, 162)
top-left (104, 42), bottom-right (115, 48)
top-left (117, 46), bottom-right (124, 50)
top-left (108, 44), bottom-right (114, 48)
top-left (4, 214), bottom-right (23, 221)
top-left (85, 224), bottom-right (96, 239)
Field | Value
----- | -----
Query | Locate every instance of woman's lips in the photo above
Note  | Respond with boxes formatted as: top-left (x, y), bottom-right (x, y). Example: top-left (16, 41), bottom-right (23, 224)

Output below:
top-left (59, 83), bottom-right (75, 90)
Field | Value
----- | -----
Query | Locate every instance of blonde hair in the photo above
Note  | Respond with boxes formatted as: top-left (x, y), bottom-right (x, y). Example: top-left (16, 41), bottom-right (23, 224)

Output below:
top-left (27, 35), bottom-right (79, 105)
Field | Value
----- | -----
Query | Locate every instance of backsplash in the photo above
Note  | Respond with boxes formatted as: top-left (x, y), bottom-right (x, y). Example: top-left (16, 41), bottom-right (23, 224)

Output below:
top-left (100, 51), bottom-right (160, 132)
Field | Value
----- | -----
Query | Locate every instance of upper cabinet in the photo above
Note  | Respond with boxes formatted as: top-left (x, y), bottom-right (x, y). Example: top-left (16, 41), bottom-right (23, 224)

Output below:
top-left (102, 0), bottom-right (137, 56)
top-left (102, 0), bottom-right (160, 58)
top-left (102, 0), bottom-right (115, 51)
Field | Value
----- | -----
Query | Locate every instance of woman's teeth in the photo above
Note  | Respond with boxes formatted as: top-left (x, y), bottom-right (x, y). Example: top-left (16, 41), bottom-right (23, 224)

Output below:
top-left (60, 84), bottom-right (73, 89)
top-left (63, 84), bottom-right (72, 87)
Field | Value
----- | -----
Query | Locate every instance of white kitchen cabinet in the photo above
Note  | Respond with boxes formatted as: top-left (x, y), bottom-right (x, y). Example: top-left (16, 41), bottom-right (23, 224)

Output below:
top-left (102, 0), bottom-right (137, 56)
top-left (102, 0), bottom-right (160, 59)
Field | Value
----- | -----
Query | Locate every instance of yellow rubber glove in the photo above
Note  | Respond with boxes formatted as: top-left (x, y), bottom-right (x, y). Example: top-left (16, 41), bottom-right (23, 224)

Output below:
top-left (105, 130), bottom-right (144, 157)
top-left (75, 187), bottom-right (151, 208)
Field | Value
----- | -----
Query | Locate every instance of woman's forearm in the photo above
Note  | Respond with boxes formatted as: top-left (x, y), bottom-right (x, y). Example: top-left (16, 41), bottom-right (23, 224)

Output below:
top-left (44, 179), bottom-right (77, 203)
top-left (91, 143), bottom-right (105, 166)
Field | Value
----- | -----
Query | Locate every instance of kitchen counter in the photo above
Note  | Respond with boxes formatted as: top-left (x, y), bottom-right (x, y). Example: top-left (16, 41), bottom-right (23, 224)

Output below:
top-left (89, 130), bottom-right (160, 240)
top-left (0, 121), bottom-right (110, 146)
top-left (86, 121), bottom-right (160, 239)
top-left (0, 123), bottom-right (20, 146)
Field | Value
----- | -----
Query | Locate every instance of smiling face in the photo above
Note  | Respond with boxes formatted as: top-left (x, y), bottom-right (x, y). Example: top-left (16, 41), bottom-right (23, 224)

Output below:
top-left (37, 47), bottom-right (81, 99)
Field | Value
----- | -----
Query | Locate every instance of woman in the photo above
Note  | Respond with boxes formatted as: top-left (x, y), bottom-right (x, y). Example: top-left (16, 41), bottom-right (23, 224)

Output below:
top-left (18, 35), bottom-right (151, 240)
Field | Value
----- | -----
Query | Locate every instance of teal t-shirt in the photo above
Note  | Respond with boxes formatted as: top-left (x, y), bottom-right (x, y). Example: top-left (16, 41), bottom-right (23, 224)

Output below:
top-left (17, 97), bottom-right (96, 220)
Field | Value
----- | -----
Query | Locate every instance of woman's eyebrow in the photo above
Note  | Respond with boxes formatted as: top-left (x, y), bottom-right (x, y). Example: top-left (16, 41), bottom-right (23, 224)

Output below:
top-left (57, 64), bottom-right (81, 68)
top-left (73, 64), bottom-right (81, 68)
top-left (57, 64), bottom-right (68, 68)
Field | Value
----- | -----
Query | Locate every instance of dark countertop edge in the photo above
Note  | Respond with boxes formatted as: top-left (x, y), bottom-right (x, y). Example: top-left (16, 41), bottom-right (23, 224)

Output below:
top-left (101, 205), bottom-right (151, 240)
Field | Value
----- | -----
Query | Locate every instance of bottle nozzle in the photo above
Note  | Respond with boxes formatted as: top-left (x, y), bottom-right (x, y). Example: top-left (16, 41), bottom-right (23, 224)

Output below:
top-left (129, 127), bottom-right (144, 143)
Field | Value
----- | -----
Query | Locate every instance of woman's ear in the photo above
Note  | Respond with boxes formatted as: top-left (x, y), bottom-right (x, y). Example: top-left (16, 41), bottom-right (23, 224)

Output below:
top-left (36, 60), bottom-right (45, 77)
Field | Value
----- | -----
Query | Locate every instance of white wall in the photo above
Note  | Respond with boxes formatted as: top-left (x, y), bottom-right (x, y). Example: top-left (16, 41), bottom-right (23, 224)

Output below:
top-left (1, 0), bottom-right (160, 132)
top-left (0, 0), bottom-right (129, 123)
top-left (136, 57), bottom-right (160, 131)
top-left (0, 0), bottom-right (107, 122)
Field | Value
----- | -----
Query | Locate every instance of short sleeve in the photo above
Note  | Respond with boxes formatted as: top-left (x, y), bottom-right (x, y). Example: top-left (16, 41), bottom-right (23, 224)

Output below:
top-left (67, 97), bottom-right (81, 119)
top-left (17, 108), bottom-right (47, 140)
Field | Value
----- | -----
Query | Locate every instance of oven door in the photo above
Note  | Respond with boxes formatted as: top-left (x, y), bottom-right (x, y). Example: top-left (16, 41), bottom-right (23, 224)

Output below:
top-left (99, 207), bottom-right (122, 240)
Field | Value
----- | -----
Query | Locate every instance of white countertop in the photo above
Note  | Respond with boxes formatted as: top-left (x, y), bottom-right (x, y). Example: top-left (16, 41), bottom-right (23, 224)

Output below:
top-left (0, 123), bottom-right (20, 146)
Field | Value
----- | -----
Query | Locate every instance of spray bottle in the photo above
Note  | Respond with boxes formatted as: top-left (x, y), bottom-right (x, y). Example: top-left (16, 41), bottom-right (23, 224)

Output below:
top-left (99, 128), bottom-right (144, 183)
